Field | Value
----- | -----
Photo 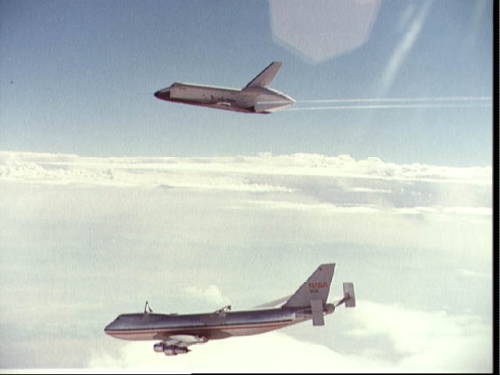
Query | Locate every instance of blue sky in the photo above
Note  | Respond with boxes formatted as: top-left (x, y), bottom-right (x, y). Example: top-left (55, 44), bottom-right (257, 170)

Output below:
top-left (0, 0), bottom-right (492, 165)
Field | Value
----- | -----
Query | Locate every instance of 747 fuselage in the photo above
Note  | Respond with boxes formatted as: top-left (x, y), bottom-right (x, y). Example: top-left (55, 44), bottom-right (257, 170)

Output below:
top-left (104, 264), bottom-right (355, 356)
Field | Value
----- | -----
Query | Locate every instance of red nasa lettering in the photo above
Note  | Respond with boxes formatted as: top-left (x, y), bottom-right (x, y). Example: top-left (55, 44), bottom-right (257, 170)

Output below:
top-left (308, 282), bottom-right (328, 289)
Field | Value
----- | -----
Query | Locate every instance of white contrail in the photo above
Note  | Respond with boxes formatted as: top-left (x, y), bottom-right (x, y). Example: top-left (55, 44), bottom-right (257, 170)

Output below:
top-left (298, 96), bottom-right (491, 104)
top-left (286, 102), bottom-right (491, 111)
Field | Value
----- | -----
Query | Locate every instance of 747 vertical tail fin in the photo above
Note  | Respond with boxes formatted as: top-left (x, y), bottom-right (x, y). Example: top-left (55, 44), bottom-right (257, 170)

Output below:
top-left (283, 264), bottom-right (335, 309)
top-left (283, 264), bottom-right (335, 326)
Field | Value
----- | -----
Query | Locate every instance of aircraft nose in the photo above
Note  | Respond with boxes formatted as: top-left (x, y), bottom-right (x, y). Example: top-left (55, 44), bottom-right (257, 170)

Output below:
top-left (154, 89), bottom-right (170, 100)
top-left (104, 320), bottom-right (117, 334)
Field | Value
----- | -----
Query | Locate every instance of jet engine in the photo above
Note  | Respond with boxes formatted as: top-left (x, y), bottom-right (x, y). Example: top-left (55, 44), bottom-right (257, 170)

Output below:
top-left (153, 342), bottom-right (166, 353)
top-left (153, 342), bottom-right (189, 355)
top-left (163, 346), bottom-right (189, 356)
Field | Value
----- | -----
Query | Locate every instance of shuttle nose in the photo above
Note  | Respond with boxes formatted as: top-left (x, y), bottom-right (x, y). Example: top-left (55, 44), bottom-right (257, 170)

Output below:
top-left (154, 88), bottom-right (170, 100)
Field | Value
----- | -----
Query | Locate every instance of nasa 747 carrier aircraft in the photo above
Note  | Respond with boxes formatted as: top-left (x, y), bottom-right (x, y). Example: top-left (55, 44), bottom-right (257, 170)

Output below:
top-left (104, 263), bottom-right (355, 356)
top-left (154, 61), bottom-right (295, 114)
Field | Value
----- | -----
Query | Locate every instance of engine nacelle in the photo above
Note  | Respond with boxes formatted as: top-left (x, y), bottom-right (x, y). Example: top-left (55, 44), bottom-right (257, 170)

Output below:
top-left (163, 347), bottom-right (176, 356)
top-left (153, 342), bottom-right (166, 353)
top-left (154, 342), bottom-right (190, 355)
top-left (163, 345), bottom-right (189, 356)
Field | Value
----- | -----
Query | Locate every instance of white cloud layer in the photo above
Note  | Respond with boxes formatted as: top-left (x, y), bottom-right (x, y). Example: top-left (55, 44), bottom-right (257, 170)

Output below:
top-left (87, 300), bottom-right (491, 373)
top-left (0, 151), bottom-right (492, 371)
top-left (0, 151), bottom-right (491, 187)
top-left (0, 151), bottom-right (491, 220)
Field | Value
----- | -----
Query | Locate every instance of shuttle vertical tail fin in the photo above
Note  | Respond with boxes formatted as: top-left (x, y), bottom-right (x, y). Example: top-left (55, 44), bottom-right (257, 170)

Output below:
top-left (244, 61), bottom-right (283, 89)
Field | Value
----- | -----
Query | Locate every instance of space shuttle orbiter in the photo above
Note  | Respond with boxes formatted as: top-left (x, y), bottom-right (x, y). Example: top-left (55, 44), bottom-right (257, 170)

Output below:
top-left (154, 61), bottom-right (295, 114)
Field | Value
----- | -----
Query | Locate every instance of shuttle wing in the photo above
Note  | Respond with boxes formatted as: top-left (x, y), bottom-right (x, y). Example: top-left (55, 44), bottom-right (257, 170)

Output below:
top-left (244, 61), bottom-right (283, 88)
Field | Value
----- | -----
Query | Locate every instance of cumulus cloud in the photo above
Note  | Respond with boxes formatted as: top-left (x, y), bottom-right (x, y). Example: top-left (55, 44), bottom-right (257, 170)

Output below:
top-left (348, 301), bottom-right (492, 372)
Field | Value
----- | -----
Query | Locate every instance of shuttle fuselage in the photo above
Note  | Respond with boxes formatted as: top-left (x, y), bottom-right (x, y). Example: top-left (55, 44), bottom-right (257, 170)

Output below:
top-left (154, 62), bottom-right (295, 113)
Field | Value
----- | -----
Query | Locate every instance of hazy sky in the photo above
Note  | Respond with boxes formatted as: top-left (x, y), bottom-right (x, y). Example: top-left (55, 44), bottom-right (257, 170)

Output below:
top-left (0, 0), bottom-right (494, 372)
